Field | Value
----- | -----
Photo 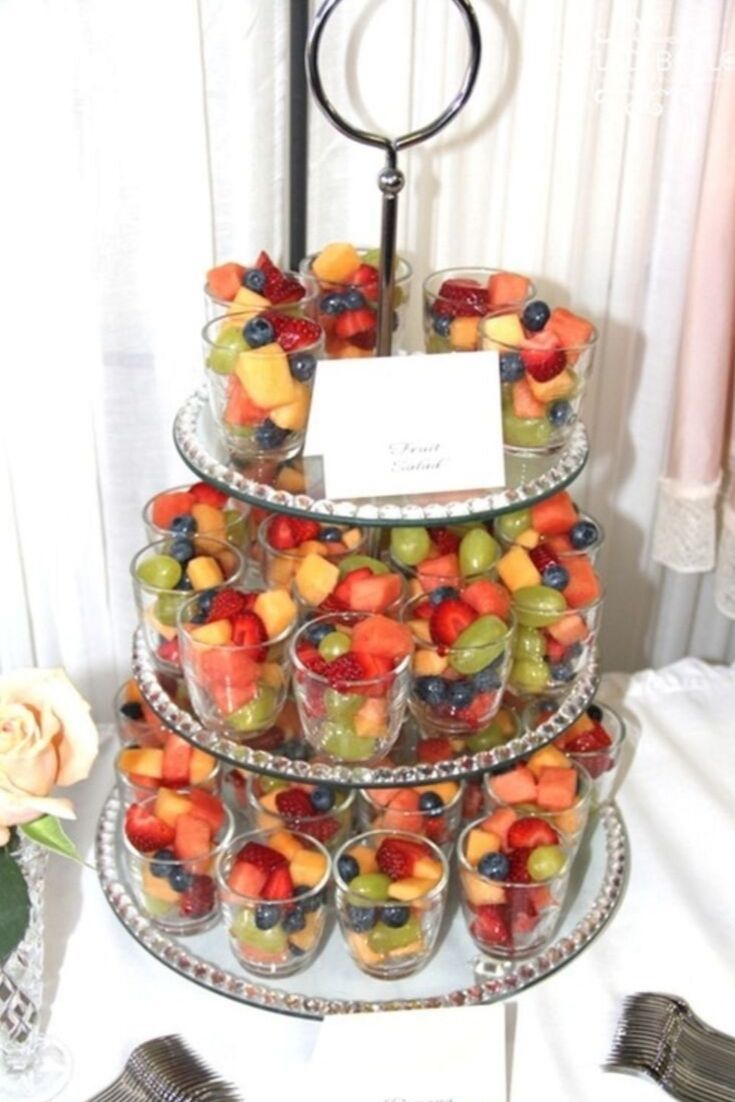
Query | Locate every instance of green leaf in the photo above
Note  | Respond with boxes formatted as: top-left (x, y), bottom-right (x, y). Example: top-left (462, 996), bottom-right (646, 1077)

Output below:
top-left (20, 816), bottom-right (81, 862)
top-left (0, 850), bottom-right (30, 961)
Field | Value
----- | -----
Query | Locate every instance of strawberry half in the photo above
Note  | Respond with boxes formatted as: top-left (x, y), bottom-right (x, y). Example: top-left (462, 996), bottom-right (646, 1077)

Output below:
top-left (325, 653), bottom-right (365, 691)
top-left (352, 263), bottom-right (379, 300)
top-left (189, 482), bottom-right (228, 508)
top-left (236, 840), bottom-right (287, 872)
top-left (333, 567), bottom-right (374, 607)
top-left (376, 837), bottom-right (428, 880)
top-left (473, 903), bottom-right (511, 946)
top-left (334, 307), bottom-right (376, 340)
top-left (431, 527), bottom-right (460, 554)
top-left (507, 848), bottom-right (532, 884)
top-left (529, 545), bottom-right (559, 573)
top-left (417, 737), bottom-right (453, 764)
top-left (207, 588), bottom-right (251, 623)
top-left (563, 726), bottom-right (612, 753)
top-left (124, 804), bottom-right (175, 853)
top-left (294, 642), bottom-right (329, 676)
top-left (521, 332), bottom-right (566, 381)
top-left (268, 515), bottom-right (297, 551)
top-left (255, 251), bottom-right (304, 305)
top-left (290, 518), bottom-right (321, 544)
top-left (274, 788), bottom-right (314, 821)
top-left (262, 865), bottom-right (294, 901)
top-left (302, 816), bottom-right (341, 844)
top-left (264, 312), bottom-right (321, 352)
top-left (437, 278), bottom-right (487, 317)
top-left (507, 817), bottom-right (560, 849)
top-left (429, 598), bottom-right (477, 646)
top-left (231, 611), bottom-right (268, 657)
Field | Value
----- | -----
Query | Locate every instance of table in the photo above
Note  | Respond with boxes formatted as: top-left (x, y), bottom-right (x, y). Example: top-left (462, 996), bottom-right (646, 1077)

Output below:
top-left (48, 656), bottom-right (735, 1101)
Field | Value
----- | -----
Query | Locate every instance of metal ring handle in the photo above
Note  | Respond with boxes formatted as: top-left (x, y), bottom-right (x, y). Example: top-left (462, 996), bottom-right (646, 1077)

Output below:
top-left (307, 0), bottom-right (482, 153)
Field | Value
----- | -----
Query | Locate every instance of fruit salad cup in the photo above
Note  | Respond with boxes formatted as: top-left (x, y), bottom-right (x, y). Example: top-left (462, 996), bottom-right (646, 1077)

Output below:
top-left (300, 243), bottom-right (412, 357)
top-left (115, 733), bottom-right (220, 808)
top-left (143, 481), bottom-right (250, 556)
top-left (290, 612), bottom-right (413, 764)
top-left (357, 781), bottom-right (464, 850)
top-left (178, 586), bottom-right (298, 740)
top-left (495, 494), bottom-right (604, 565)
top-left (217, 828), bottom-right (331, 977)
top-left (527, 701), bottom-right (626, 805)
top-left (403, 591), bottom-right (515, 739)
top-left (505, 587), bottom-right (603, 698)
top-left (484, 747), bottom-right (593, 853)
top-left (458, 813), bottom-right (571, 960)
top-left (131, 537), bottom-right (244, 675)
top-left (413, 706), bottom-right (521, 765)
top-left (334, 830), bottom-right (448, 978)
top-left (123, 787), bottom-right (234, 934)
top-left (388, 525), bottom-right (501, 595)
top-left (245, 774), bottom-right (355, 851)
top-left (480, 302), bottom-right (597, 453)
top-left (114, 680), bottom-right (168, 747)
top-left (204, 252), bottom-right (318, 321)
top-left (203, 311), bottom-right (323, 461)
top-left (423, 267), bottom-right (535, 353)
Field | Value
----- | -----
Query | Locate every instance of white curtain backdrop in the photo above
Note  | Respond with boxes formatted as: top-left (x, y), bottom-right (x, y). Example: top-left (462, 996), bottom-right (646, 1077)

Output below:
top-left (1, 0), bottom-right (733, 718)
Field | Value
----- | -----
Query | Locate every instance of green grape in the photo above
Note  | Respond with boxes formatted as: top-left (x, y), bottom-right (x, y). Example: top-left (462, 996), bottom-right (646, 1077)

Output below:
top-left (228, 424), bottom-right (255, 438)
top-left (231, 910), bottom-right (288, 952)
top-left (426, 332), bottom-right (450, 354)
top-left (512, 625), bottom-right (545, 660)
top-left (318, 631), bottom-right (351, 661)
top-left (528, 844), bottom-right (566, 882)
top-left (389, 526), bottom-right (431, 567)
top-left (228, 685), bottom-right (279, 733)
top-left (154, 592), bottom-right (185, 627)
top-left (513, 586), bottom-right (566, 628)
top-left (143, 893), bottom-right (175, 917)
top-left (511, 658), bottom-right (550, 693)
top-left (368, 915), bottom-right (422, 954)
top-left (502, 411), bottom-right (553, 449)
top-left (495, 509), bottom-right (532, 542)
top-left (208, 326), bottom-right (247, 375)
top-left (223, 508), bottom-right (248, 545)
top-left (324, 688), bottom-right (366, 719)
top-left (136, 554), bottom-right (182, 590)
top-left (450, 615), bottom-right (508, 675)
top-left (348, 873), bottom-right (391, 901)
top-left (466, 721), bottom-right (508, 752)
top-left (322, 722), bottom-right (376, 762)
top-left (459, 528), bottom-right (500, 577)
top-left (338, 555), bottom-right (388, 577)
top-left (259, 776), bottom-right (288, 795)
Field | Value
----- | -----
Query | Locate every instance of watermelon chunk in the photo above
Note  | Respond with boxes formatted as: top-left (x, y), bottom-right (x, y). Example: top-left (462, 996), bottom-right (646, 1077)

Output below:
top-left (224, 377), bottom-right (269, 426)
top-left (207, 262), bottom-right (246, 302)
top-left (173, 813), bottom-right (213, 862)
top-left (462, 579), bottom-right (511, 620)
top-left (546, 307), bottom-right (595, 349)
top-left (188, 789), bottom-right (225, 835)
top-left (347, 573), bottom-right (403, 613)
top-left (416, 553), bottom-right (460, 590)
top-left (228, 860), bottom-right (267, 898)
top-left (536, 766), bottom-right (577, 811)
top-left (152, 491), bottom-right (196, 530)
top-left (161, 734), bottom-right (193, 788)
top-left (487, 272), bottom-right (532, 308)
top-left (489, 765), bottom-right (537, 805)
top-left (562, 557), bottom-right (601, 608)
top-left (351, 615), bottom-right (413, 662)
top-left (530, 493), bottom-right (578, 536)
top-left (512, 378), bottom-right (545, 419)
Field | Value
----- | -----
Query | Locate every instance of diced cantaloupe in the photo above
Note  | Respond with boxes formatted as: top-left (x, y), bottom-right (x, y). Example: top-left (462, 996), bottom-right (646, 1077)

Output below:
top-left (288, 910), bottom-right (322, 952)
top-left (497, 546), bottom-right (541, 591)
top-left (387, 877), bottom-right (437, 901)
top-left (235, 344), bottom-right (295, 409)
top-left (348, 931), bottom-right (383, 967)
top-left (354, 697), bottom-right (388, 738)
top-left (191, 502), bottom-right (226, 536)
top-left (481, 807), bottom-right (517, 846)
top-left (449, 315), bottom-right (480, 351)
top-left (348, 844), bottom-right (379, 875)
top-left (418, 781), bottom-right (459, 804)
top-left (461, 869), bottom-right (506, 907)
top-left (466, 827), bottom-right (500, 865)
top-left (265, 554), bottom-right (297, 588)
top-left (312, 242), bottom-right (361, 283)
top-left (268, 829), bottom-right (304, 861)
top-left (530, 493), bottom-right (578, 536)
top-left (407, 619), bottom-right (432, 644)
top-left (516, 528), bottom-right (540, 548)
top-left (343, 528), bottom-right (363, 550)
top-left (276, 466), bottom-right (306, 494)
top-left (413, 856), bottom-right (443, 884)
top-left (289, 848), bottom-right (328, 888)
top-left (295, 554), bottom-right (339, 606)
top-left (253, 588), bottom-right (297, 639)
top-left (412, 649), bottom-right (448, 676)
top-left (528, 369), bottom-right (575, 403)
top-left (189, 619), bottom-right (233, 646)
top-left (261, 662), bottom-right (286, 689)
top-left (143, 864), bottom-right (180, 904)
top-left (536, 766), bottom-right (577, 811)
top-left (527, 745), bottom-right (571, 780)
top-left (186, 556), bottom-right (225, 590)
top-left (189, 747), bottom-right (216, 785)
top-left (270, 380), bottom-right (311, 431)
top-left (154, 788), bottom-right (193, 828)
top-left (489, 765), bottom-right (537, 805)
top-left (119, 747), bottom-right (164, 780)
top-left (482, 311), bottom-right (525, 346)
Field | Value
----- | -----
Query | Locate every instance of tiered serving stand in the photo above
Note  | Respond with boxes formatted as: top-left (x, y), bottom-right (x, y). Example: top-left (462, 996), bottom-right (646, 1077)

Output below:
top-left (96, 0), bottom-right (629, 1018)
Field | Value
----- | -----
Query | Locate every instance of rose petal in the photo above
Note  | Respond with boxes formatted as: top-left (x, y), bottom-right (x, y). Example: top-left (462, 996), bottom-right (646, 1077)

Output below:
top-left (0, 788), bottom-right (75, 829)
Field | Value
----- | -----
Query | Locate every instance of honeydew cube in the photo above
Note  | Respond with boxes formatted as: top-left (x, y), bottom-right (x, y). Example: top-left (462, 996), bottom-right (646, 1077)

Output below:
top-left (269, 380), bottom-right (311, 431)
top-left (482, 312), bottom-right (525, 349)
top-left (189, 618), bottom-right (233, 646)
top-left (497, 546), bottom-right (541, 591)
top-left (235, 344), bottom-right (295, 409)
top-left (387, 877), bottom-right (436, 901)
top-left (295, 554), bottom-right (339, 606)
top-left (253, 589), bottom-right (297, 639)
top-left (289, 847), bottom-right (328, 888)
top-left (186, 556), bottom-right (225, 590)
top-left (312, 242), bottom-right (361, 283)
top-left (119, 748), bottom-right (164, 780)
top-left (466, 827), bottom-right (500, 866)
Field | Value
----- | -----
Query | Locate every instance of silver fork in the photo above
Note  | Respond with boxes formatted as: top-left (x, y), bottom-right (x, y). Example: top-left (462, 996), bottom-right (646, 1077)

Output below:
top-left (87, 1035), bottom-right (242, 1101)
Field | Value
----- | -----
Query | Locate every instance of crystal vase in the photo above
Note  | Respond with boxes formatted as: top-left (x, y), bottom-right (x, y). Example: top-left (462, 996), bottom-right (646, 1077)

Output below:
top-left (0, 837), bottom-right (71, 1102)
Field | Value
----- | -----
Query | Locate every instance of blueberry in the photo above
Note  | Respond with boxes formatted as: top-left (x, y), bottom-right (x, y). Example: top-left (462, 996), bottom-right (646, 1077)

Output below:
top-left (176, 574), bottom-right (194, 591)
top-left (587, 703), bottom-right (603, 722)
top-left (337, 854), bottom-right (360, 883)
top-left (570, 520), bottom-right (599, 550)
top-left (319, 527), bottom-right (343, 542)
top-left (414, 676), bottom-right (448, 708)
top-left (150, 849), bottom-right (175, 878)
top-left (549, 661), bottom-right (575, 683)
top-left (428, 585), bottom-right (459, 606)
top-left (344, 288), bottom-right (366, 310)
top-left (499, 352), bottom-right (525, 383)
top-left (478, 852), bottom-right (510, 880)
top-left (280, 740), bottom-right (313, 761)
top-left (289, 351), bottom-right (316, 382)
top-left (243, 268), bottom-right (267, 293)
top-left (255, 903), bottom-right (282, 930)
top-left (294, 885), bottom-right (325, 913)
top-left (447, 680), bottom-right (475, 709)
top-left (548, 400), bottom-right (572, 427)
top-left (433, 313), bottom-right (452, 338)
top-left (282, 908), bottom-right (307, 934)
top-left (474, 660), bottom-right (502, 693)
top-left (310, 785), bottom-right (335, 812)
top-left (320, 292), bottom-right (346, 315)
top-left (305, 620), bottom-right (335, 646)
top-left (382, 904), bottom-right (410, 928)
top-left (255, 419), bottom-right (290, 450)
top-left (522, 300), bottom-right (551, 332)
top-left (346, 904), bottom-right (377, 932)
top-left (170, 514), bottom-right (197, 536)
top-left (244, 316), bottom-right (275, 348)
top-left (197, 589), bottom-right (216, 616)
top-left (120, 701), bottom-right (143, 721)
top-left (169, 867), bottom-right (193, 893)
top-left (169, 537), bottom-right (194, 564)
top-left (418, 791), bottom-right (444, 813)
top-left (541, 563), bottom-right (570, 591)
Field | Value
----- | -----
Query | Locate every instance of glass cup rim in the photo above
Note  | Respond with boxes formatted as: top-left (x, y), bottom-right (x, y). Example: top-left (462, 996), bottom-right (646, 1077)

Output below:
top-left (114, 745), bottom-right (220, 787)
top-left (290, 612), bottom-right (412, 687)
top-left (215, 827), bottom-right (331, 903)
top-left (484, 758), bottom-right (593, 810)
top-left (122, 793), bottom-right (234, 862)
top-left (496, 511), bottom-right (606, 557)
top-left (402, 595), bottom-right (516, 652)
top-left (512, 590), bottom-right (605, 616)
top-left (333, 827), bottom-right (449, 900)
top-left (422, 266), bottom-right (536, 301)
top-left (202, 312), bottom-right (324, 356)
top-left (388, 546), bottom-right (501, 580)
top-left (456, 816), bottom-right (571, 886)
top-left (523, 700), bottom-right (626, 753)
top-left (301, 247), bottom-right (413, 286)
top-left (141, 485), bottom-right (245, 536)
top-left (359, 779), bottom-right (464, 814)
top-left (247, 775), bottom-right (356, 816)
top-left (480, 315), bottom-right (599, 353)
top-left (203, 269), bottom-right (319, 309)
top-left (257, 515), bottom-right (365, 563)
top-left (177, 587), bottom-right (296, 651)
top-left (130, 537), bottom-right (244, 596)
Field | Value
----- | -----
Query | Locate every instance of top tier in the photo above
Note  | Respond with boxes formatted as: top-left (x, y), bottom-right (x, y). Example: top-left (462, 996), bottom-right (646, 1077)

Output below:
top-left (174, 389), bottom-right (589, 527)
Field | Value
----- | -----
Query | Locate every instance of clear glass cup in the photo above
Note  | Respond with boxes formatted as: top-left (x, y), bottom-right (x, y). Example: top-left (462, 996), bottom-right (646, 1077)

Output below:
top-left (114, 682), bottom-right (168, 747)
top-left (142, 483), bottom-right (251, 555)
top-left (123, 793), bottom-right (234, 934)
top-left (357, 781), bottom-right (464, 850)
top-left (457, 817), bottom-right (572, 960)
top-left (289, 612), bottom-right (412, 764)
top-left (494, 509), bottom-right (605, 565)
top-left (403, 595), bottom-right (515, 739)
top-left (334, 829), bottom-right (449, 978)
top-left (423, 267), bottom-right (536, 353)
top-left (257, 515), bottom-right (369, 593)
top-left (484, 760), bottom-right (593, 852)
top-left (479, 313), bottom-right (598, 453)
top-left (509, 592), bottom-right (603, 697)
top-left (299, 248), bottom-right (412, 357)
top-left (217, 828), bottom-right (331, 977)
top-left (202, 312), bottom-right (324, 462)
top-left (526, 701), bottom-right (626, 805)
top-left (387, 523), bottom-right (501, 592)
top-left (114, 743), bottom-right (220, 808)
top-left (177, 588), bottom-right (295, 740)
top-left (204, 269), bottom-right (318, 321)
top-left (130, 537), bottom-right (244, 675)
top-left (245, 774), bottom-right (355, 851)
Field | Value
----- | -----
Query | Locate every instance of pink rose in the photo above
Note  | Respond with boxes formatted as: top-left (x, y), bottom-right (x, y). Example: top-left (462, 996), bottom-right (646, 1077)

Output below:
top-left (0, 669), bottom-right (99, 845)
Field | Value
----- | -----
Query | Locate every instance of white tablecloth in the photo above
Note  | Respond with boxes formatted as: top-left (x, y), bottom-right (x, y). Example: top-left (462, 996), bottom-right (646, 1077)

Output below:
top-left (47, 657), bottom-right (735, 1101)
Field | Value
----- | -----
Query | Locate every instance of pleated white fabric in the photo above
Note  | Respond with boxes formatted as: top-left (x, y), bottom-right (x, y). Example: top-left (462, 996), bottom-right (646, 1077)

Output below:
top-left (1, 0), bottom-right (734, 716)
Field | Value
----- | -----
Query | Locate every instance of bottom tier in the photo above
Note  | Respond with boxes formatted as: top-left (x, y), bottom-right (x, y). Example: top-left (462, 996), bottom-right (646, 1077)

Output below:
top-left (96, 792), bottom-right (628, 1018)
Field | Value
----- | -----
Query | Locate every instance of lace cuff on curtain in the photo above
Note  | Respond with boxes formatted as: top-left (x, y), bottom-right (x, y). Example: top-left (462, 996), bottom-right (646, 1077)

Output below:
top-left (715, 503), bottom-right (735, 617)
top-left (652, 475), bottom-right (721, 573)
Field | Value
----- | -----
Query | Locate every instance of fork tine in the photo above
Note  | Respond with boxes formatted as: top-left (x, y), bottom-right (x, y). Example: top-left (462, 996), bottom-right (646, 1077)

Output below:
top-left (85, 1035), bottom-right (241, 1102)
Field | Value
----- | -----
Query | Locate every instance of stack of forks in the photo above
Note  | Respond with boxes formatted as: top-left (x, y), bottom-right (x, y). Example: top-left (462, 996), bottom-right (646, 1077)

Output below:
top-left (605, 992), bottom-right (735, 1100)
top-left (88, 1035), bottom-right (242, 1101)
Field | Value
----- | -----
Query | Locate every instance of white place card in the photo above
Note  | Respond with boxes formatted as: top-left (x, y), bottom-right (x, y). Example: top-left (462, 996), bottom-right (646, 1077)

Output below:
top-left (303, 353), bottom-right (506, 500)
top-left (305, 1003), bottom-right (507, 1102)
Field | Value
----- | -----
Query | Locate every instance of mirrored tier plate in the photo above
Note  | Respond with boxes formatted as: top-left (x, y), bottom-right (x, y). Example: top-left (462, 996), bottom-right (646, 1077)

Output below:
top-left (97, 791), bottom-right (627, 1019)
top-left (173, 388), bottom-right (590, 526)
top-left (132, 627), bottom-right (600, 787)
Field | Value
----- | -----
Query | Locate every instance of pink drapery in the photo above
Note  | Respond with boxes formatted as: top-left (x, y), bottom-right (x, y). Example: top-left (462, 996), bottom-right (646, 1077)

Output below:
top-left (652, 6), bottom-right (735, 613)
